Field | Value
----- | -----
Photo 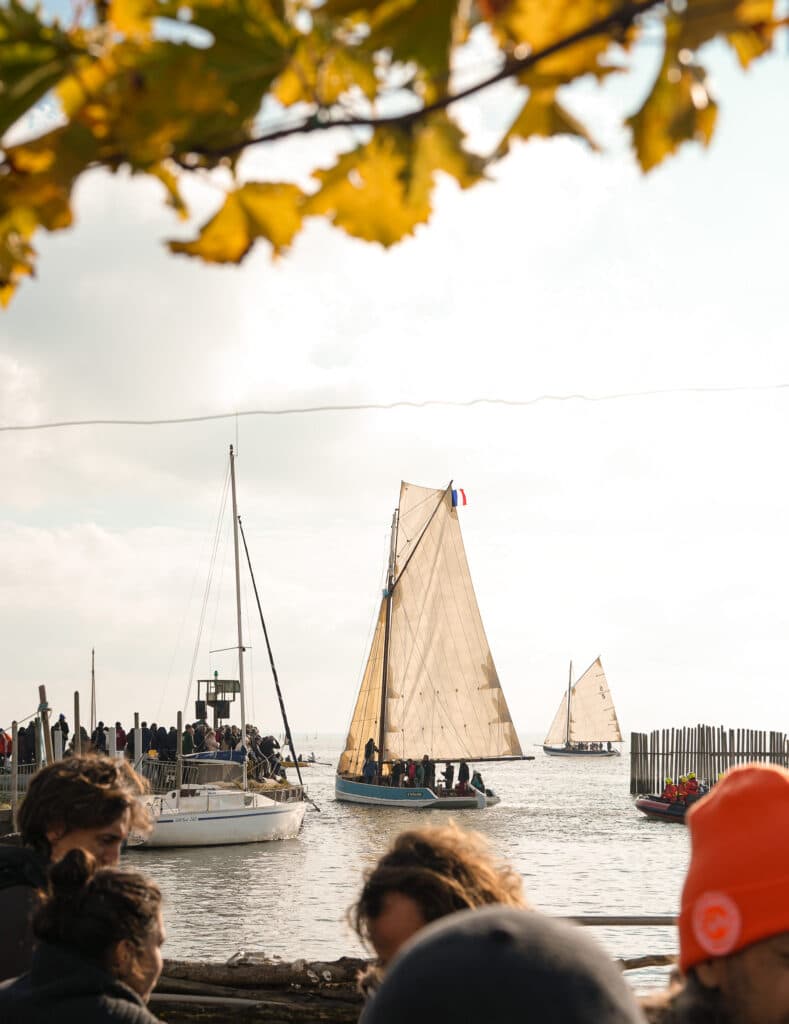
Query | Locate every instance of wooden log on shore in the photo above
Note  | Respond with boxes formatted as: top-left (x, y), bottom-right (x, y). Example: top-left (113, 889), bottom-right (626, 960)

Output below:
top-left (161, 956), bottom-right (368, 989)
top-left (153, 956), bottom-right (367, 1024)
top-left (152, 944), bottom-right (678, 1024)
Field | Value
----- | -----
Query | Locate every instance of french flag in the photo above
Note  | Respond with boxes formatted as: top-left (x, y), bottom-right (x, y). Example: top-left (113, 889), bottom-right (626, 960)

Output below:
top-left (451, 488), bottom-right (467, 507)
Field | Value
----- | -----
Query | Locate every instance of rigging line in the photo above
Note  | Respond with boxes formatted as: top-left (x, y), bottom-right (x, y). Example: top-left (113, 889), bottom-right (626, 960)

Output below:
top-left (3, 383), bottom-right (789, 433)
top-left (183, 464), bottom-right (230, 716)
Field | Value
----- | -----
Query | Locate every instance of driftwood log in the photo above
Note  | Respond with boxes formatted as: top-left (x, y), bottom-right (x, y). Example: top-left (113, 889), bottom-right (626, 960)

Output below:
top-left (152, 956), bottom-right (367, 1023)
top-left (151, 950), bottom-right (677, 1023)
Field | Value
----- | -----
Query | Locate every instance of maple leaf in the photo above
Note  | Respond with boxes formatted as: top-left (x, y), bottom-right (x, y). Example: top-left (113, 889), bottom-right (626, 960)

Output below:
top-left (628, 36), bottom-right (718, 173)
top-left (168, 182), bottom-right (304, 262)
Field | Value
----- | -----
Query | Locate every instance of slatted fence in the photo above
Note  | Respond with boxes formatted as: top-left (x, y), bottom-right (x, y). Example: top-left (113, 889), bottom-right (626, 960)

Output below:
top-left (630, 724), bottom-right (789, 795)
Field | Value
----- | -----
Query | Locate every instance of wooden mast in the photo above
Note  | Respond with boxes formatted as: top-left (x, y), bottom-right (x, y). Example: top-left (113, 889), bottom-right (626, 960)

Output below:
top-left (565, 660), bottom-right (573, 749)
top-left (229, 446), bottom-right (247, 780)
top-left (377, 506), bottom-right (399, 779)
top-left (90, 648), bottom-right (96, 737)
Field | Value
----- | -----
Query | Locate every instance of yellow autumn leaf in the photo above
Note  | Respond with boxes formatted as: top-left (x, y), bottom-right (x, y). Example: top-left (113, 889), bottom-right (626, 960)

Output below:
top-left (149, 163), bottom-right (189, 220)
top-left (413, 113), bottom-right (487, 190)
top-left (678, 0), bottom-right (775, 67)
top-left (628, 44), bottom-right (718, 173)
top-left (168, 182), bottom-right (304, 262)
top-left (307, 130), bottom-right (432, 246)
top-left (498, 86), bottom-right (598, 155)
top-left (480, 0), bottom-right (626, 83)
top-left (108, 0), bottom-right (156, 37)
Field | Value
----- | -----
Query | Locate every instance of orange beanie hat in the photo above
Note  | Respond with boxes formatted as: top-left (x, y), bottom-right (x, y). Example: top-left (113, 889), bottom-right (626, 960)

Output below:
top-left (679, 763), bottom-right (789, 972)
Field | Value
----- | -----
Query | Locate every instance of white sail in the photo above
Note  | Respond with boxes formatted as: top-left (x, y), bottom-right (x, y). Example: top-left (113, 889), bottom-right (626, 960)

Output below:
top-left (339, 482), bottom-right (522, 776)
top-left (543, 657), bottom-right (622, 746)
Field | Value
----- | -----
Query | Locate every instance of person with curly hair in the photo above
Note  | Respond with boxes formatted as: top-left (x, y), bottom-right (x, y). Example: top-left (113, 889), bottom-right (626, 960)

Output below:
top-left (0, 848), bottom-right (164, 1022)
top-left (0, 754), bottom-right (150, 981)
top-left (350, 822), bottom-right (527, 983)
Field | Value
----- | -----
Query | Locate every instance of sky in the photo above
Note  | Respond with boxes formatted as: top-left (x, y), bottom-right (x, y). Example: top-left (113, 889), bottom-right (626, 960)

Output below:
top-left (2, 23), bottom-right (789, 743)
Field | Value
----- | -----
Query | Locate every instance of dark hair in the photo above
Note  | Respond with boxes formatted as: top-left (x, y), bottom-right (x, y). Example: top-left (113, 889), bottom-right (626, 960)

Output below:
top-left (351, 822), bottom-right (526, 946)
top-left (17, 754), bottom-right (150, 857)
top-left (640, 972), bottom-right (730, 1024)
top-left (34, 849), bottom-right (161, 970)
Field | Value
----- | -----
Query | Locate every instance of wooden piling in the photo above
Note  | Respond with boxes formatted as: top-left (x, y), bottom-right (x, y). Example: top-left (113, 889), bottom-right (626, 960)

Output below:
top-left (74, 691), bottom-right (81, 755)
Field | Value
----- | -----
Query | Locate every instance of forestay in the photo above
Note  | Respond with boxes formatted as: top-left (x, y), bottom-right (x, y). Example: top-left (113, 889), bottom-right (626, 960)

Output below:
top-left (543, 657), bottom-right (623, 747)
top-left (338, 482), bottom-right (522, 777)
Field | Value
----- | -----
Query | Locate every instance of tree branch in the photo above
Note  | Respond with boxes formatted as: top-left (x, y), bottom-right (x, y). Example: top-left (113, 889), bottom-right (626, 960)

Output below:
top-left (186, 0), bottom-right (664, 161)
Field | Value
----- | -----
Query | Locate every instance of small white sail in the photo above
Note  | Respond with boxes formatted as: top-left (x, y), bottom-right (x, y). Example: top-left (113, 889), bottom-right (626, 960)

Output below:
top-left (339, 482), bottom-right (522, 777)
top-left (543, 657), bottom-right (622, 747)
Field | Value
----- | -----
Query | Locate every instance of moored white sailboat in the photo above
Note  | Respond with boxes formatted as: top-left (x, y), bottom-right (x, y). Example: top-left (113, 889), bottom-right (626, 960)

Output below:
top-left (130, 446), bottom-right (306, 848)
top-left (543, 657), bottom-right (622, 757)
top-left (335, 481), bottom-right (524, 809)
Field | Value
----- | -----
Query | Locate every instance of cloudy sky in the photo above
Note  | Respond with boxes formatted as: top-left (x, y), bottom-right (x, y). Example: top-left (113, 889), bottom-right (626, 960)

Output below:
top-left (2, 27), bottom-right (788, 743)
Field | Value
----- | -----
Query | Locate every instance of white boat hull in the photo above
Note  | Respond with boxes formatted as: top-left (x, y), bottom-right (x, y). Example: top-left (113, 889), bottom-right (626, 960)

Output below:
top-left (129, 786), bottom-right (306, 848)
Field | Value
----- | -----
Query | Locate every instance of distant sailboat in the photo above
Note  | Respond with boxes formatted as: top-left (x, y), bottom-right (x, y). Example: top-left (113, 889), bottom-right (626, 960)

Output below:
top-left (543, 657), bottom-right (622, 757)
top-left (335, 481), bottom-right (524, 809)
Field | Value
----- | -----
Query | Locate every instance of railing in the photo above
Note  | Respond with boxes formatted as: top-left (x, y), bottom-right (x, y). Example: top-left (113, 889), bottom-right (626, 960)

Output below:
top-left (139, 755), bottom-right (305, 803)
top-left (0, 762), bottom-right (40, 799)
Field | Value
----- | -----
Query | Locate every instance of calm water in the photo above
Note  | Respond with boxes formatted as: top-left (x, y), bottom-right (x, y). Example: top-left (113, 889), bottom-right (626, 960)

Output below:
top-left (125, 735), bottom-right (689, 990)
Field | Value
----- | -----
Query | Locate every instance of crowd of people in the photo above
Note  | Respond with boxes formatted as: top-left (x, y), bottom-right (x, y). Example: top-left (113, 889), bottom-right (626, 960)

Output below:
top-left (360, 740), bottom-right (487, 796)
top-left (0, 717), bottom-right (289, 781)
top-left (1, 751), bottom-right (788, 1022)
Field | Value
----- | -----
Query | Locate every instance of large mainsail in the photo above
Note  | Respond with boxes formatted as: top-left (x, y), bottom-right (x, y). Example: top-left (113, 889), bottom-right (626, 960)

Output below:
top-left (543, 657), bottom-right (622, 746)
top-left (338, 482), bottom-right (522, 776)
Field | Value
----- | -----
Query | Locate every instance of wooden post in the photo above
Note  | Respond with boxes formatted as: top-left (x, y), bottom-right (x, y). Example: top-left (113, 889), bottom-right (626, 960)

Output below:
top-left (134, 713), bottom-right (143, 772)
top-left (74, 691), bottom-right (81, 755)
top-left (108, 723), bottom-right (117, 758)
top-left (176, 711), bottom-right (183, 804)
top-left (39, 685), bottom-right (54, 764)
top-left (52, 725), bottom-right (63, 760)
top-left (10, 721), bottom-right (18, 824)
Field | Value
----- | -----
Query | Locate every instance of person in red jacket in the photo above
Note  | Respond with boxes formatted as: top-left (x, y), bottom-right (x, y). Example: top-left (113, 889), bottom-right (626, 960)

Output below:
top-left (686, 772), bottom-right (700, 796)
top-left (661, 777), bottom-right (679, 801)
top-left (677, 776), bottom-right (690, 803)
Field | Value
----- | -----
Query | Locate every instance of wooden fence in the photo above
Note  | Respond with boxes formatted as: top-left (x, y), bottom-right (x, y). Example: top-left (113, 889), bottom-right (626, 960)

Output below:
top-left (630, 724), bottom-right (789, 795)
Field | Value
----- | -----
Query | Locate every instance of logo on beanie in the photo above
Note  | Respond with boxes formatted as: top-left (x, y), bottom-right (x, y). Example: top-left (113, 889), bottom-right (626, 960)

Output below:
top-left (692, 892), bottom-right (742, 956)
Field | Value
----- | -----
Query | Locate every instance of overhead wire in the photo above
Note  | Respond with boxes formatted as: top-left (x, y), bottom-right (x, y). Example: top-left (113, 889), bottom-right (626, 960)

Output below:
top-left (2, 382), bottom-right (789, 435)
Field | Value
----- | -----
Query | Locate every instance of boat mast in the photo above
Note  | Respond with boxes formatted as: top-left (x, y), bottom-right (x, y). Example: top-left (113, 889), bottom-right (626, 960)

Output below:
top-left (90, 648), bottom-right (96, 736)
top-left (565, 660), bottom-right (572, 748)
top-left (229, 446), bottom-right (247, 759)
top-left (377, 506), bottom-right (399, 776)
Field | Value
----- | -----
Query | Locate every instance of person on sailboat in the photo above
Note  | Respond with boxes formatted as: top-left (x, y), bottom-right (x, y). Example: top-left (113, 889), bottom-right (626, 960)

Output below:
top-left (457, 760), bottom-right (470, 795)
top-left (415, 759), bottom-right (426, 787)
top-left (391, 761), bottom-right (404, 787)
top-left (363, 759), bottom-right (378, 784)
top-left (442, 762), bottom-right (455, 793)
top-left (470, 770), bottom-right (485, 794)
top-left (364, 738), bottom-right (379, 763)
